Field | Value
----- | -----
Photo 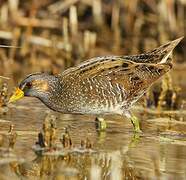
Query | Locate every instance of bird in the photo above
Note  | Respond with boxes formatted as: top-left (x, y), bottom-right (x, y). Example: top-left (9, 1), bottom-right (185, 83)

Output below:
top-left (9, 37), bottom-right (183, 132)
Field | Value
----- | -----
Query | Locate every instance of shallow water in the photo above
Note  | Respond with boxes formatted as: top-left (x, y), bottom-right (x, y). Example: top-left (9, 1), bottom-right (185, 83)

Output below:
top-left (0, 96), bottom-right (186, 179)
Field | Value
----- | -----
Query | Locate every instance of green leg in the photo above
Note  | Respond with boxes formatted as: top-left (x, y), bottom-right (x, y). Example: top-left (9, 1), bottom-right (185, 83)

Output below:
top-left (131, 115), bottom-right (142, 133)
top-left (95, 117), bottom-right (107, 131)
top-left (125, 111), bottom-right (142, 133)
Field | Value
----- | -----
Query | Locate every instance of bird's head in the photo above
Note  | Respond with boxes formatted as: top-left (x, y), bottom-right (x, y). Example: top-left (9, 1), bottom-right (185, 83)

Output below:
top-left (9, 73), bottom-right (59, 103)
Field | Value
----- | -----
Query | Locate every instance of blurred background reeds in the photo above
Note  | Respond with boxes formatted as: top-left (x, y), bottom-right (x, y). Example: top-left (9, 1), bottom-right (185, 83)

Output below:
top-left (0, 0), bottom-right (185, 82)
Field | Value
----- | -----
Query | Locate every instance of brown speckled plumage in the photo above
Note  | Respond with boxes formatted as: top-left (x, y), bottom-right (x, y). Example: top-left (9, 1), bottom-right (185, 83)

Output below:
top-left (12, 38), bottom-right (183, 121)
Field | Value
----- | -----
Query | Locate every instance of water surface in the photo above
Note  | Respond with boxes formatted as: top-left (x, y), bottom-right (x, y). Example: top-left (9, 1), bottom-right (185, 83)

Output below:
top-left (0, 97), bottom-right (186, 179)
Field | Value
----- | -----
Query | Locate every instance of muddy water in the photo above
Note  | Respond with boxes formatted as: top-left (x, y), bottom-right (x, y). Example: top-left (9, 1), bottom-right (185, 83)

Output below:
top-left (0, 97), bottom-right (185, 179)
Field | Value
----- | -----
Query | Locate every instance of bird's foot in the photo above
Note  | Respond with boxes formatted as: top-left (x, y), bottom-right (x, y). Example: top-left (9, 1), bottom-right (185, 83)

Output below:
top-left (131, 115), bottom-right (142, 133)
top-left (95, 117), bottom-right (107, 131)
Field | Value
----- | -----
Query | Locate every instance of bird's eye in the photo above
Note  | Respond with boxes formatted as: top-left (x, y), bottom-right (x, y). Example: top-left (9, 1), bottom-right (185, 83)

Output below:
top-left (26, 82), bottom-right (32, 88)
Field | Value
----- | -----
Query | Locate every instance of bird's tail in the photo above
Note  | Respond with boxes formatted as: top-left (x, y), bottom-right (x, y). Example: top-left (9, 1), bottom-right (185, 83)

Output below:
top-left (151, 37), bottom-right (183, 64)
top-left (125, 37), bottom-right (183, 64)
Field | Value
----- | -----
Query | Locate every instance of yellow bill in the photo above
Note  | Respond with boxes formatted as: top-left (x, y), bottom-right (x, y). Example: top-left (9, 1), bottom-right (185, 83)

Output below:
top-left (9, 88), bottom-right (24, 103)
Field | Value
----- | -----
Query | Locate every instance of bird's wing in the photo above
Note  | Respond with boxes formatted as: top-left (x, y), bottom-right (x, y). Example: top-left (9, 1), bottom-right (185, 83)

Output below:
top-left (61, 55), bottom-right (124, 76)
top-left (62, 56), bottom-right (171, 88)
top-left (61, 56), bottom-right (134, 77)
top-left (61, 37), bottom-right (182, 77)
top-left (108, 62), bottom-right (172, 91)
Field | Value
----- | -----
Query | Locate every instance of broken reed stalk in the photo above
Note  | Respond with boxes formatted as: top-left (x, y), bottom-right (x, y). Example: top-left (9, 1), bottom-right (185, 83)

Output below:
top-left (84, 31), bottom-right (91, 53)
top-left (92, 0), bottom-right (103, 26)
top-left (62, 18), bottom-right (71, 52)
top-left (111, 2), bottom-right (121, 51)
top-left (8, 124), bottom-right (17, 149)
top-left (9, 28), bottom-right (21, 62)
top-left (13, 16), bottom-right (60, 29)
top-left (157, 73), bottom-right (173, 110)
top-left (0, 30), bottom-right (71, 51)
top-left (0, 76), bottom-right (10, 80)
top-left (0, 4), bottom-right (8, 25)
top-left (69, 5), bottom-right (78, 37)
top-left (48, 0), bottom-right (79, 14)
top-left (166, 0), bottom-right (177, 33)
top-left (8, 0), bottom-right (19, 14)
top-left (83, 31), bottom-right (97, 54)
